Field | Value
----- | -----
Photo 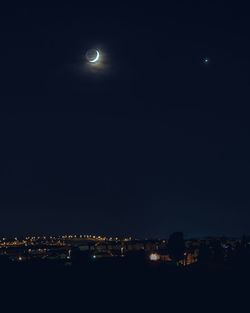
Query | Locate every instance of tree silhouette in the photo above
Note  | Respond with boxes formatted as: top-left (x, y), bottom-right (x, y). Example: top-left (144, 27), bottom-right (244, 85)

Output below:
top-left (211, 240), bottom-right (225, 264)
top-left (197, 243), bottom-right (211, 265)
top-left (168, 232), bottom-right (185, 264)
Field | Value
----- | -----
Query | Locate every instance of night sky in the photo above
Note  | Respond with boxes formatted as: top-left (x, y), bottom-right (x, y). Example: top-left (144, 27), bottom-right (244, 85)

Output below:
top-left (0, 2), bottom-right (250, 237)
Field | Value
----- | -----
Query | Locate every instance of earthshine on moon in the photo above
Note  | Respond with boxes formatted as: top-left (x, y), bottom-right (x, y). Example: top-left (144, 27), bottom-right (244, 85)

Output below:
top-left (86, 49), bottom-right (100, 63)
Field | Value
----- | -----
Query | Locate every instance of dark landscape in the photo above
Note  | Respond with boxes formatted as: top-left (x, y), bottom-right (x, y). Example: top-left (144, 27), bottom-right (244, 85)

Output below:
top-left (1, 2), bottom-right (250, 312)
top-left (1, 233), bottom-right (250, 312)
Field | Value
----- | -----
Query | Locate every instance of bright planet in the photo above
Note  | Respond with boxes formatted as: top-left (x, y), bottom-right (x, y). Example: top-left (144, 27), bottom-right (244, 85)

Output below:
top-left (86, 49), bottom-right (100, 63)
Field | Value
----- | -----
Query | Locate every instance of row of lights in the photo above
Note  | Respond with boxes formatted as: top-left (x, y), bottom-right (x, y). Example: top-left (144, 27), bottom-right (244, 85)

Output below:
top-left (0, 235), bottom-right (134, 243)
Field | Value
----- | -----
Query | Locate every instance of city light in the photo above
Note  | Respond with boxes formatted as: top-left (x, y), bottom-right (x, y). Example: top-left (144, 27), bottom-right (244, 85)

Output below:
top-left (149, 253), bottom-right (160, 261)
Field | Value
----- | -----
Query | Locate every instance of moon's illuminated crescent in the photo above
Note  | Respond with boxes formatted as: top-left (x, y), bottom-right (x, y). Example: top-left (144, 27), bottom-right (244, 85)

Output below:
top-left (89, 50), bottom-right (100, 63)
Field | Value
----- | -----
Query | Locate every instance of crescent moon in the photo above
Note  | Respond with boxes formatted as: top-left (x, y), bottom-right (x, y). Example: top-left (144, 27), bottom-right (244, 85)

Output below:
top-left (89, 50), bottom-right (100, 63)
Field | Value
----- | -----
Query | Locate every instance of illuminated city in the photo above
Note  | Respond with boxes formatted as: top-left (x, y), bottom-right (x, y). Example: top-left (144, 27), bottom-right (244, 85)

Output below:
top-left (1, 2), bottom-right (250, 311)
top-left (0, 233), bottom-right (248, 268)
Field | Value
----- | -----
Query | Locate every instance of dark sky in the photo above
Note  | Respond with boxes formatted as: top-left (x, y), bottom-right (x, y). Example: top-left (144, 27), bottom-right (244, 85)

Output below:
top-left (0, 2), bottom-right (250, 237)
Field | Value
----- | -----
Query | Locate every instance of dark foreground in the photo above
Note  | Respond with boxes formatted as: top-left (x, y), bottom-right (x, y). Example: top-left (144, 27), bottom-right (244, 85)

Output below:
top-left (1, 259), bottom-right (249, 312)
